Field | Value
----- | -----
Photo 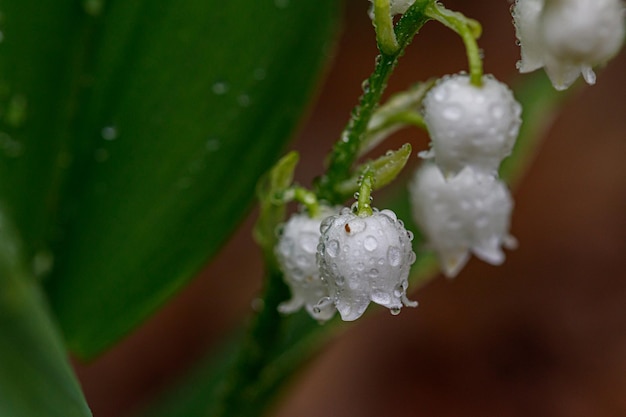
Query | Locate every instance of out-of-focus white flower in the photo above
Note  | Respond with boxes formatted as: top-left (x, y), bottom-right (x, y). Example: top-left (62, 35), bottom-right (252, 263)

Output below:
top-left (317, 207), bottom-right (417, 321)
top-left (513, 0), bottom-right (625, 90)
top-left (275, 206), bottom-right (338, 321)
top-left (409, 163), bottom-right (516, 278)
top-left (421, 74), bottom-right (522, 176)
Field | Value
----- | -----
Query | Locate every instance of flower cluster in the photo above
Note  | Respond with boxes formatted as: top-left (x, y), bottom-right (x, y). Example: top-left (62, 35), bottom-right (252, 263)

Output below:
top-left (276, 205), bottom-right (417, 322)
top-left (410, 74), bottom-right (521, 277)
top-left (512, 0), bottom-right (625, 90)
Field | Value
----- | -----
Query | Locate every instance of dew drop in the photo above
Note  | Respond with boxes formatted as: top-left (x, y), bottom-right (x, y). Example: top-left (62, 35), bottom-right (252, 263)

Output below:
top-left (347, 218), bottom-right (366, 234)
top-left (32, 250), bottom-right (54, 277)
top-left (83, 0), bottom-right (104, 16)
top-left (212, 81), bottom-right (229, 95)
top-left (371, 290), bottom-right (391, 305)
top-left (491, 104), bottom-right (505, 119)
top-left (387, 245), bottom-right (402, 267)
top-left (300, 232), bottom-right (319, 254)
top-left (442, 105), bottom-right (463, 121)
top-left (393, 285), bottom-right (403, 298)
top-left (253, 68), bottom-right (267, 81)
top-left (368, 268), bottom-right (379, 278)
top-left (237, 94), bottom-right (251, 107)
top-left (295, 255), bottom-right (308, 268)
top-left (408, 251), bottom-right (416, 264)
top-left (364, 235), bottom-right (378, 251)
top-left (0, 132), bottom-right (23, 158)
top-left (335, 275), bottom-right (345, 286)
top-left (326, 239), bottom-right (340, 257)
top-left (206, 138), bottom-right (221, 152)
top-left (101, 125), bottom-right (118, 140)
top-left (361, 79), bottom-right (370, 93)
top-left (356, 262), bottom-right (365, 271)
top-left (320, 216), bottom-right (335, 234)
top-left (94, 148), bottom-right (109, 162)
top-left (5, 95), bottom-right (28, 128)
top-left (251, 297), bottom-right (265, 312)
top-left (390, 306), bottom-right (401, 316)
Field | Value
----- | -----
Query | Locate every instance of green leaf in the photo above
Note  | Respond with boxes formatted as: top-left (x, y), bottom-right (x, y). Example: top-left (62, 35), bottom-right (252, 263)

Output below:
top-left (0, 0), bottom-right (342, 358)
top-left (0, 210), bottom-right (91, 417)
top-left (335, 143), bottom-right (413, 198)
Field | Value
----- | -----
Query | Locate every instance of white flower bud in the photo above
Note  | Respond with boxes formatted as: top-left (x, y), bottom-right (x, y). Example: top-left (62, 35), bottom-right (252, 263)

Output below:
top-left (513, 0), bottom-right (625, 90)
top-left (409, 163), bottom-right (516, 278)
top-left (421, 74), bottom-right (522, 176)
top-left (317, 207), bottom-right (417, 321)
top-left (275, 207), bottom-right (339, 321)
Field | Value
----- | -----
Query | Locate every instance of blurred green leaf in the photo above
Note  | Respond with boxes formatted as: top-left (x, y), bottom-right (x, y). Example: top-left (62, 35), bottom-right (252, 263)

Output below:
top-left (0, 210), bottom-right (91, 417)
top-left (0, 0), bottom-right (342, 358)
top-left (253, 151), bottom-right (299, 258)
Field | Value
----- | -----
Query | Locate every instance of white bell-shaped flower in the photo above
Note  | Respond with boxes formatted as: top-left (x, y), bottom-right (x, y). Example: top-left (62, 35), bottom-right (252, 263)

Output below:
top-left (409, 163), bottom-right (516, 278)
top-left (317, 207), bottom-right (417, 321)
top-left (421, 74), bottom-right (522, 176)
top-left (275, 207), bottom-right (338, 321)
top-left (513, 0), bottom-right (625, 90)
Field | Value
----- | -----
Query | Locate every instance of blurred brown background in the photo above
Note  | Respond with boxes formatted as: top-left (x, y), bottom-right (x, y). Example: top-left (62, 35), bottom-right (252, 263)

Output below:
top-left (73, 1), bottom-right (626, 416)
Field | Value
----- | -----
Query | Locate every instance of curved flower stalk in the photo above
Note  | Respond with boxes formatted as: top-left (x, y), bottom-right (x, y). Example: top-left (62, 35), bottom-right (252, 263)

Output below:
top-left (512, 0), bottom-right (625, 90)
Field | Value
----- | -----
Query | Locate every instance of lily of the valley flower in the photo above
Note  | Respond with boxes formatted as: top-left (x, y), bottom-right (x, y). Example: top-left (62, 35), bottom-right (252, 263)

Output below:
top-left (421, 74), bottom-right (522, 176)
top-left (317, 207), bottom-right (417, 321)
top-left (409, 163), bottom-right (516, 278)
top-left (275, 207), bottom-right (339, 322)
top-left (512, 0), bottom-right (625, 90)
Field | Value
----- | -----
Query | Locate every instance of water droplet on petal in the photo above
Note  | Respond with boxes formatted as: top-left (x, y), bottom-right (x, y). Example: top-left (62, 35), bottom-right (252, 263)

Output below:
top-left (364, 235), bottom-right (378, 251)
top-left (393, 285), bottom-right (403, 298)
top-left (371, 290), bottom-right (391, 305)
top-left (326, 239), bottom-right (340, 257)
top-left (390, 306), bottom-right (401, 316)
top-left (387, 246), bottom-right (402, 267)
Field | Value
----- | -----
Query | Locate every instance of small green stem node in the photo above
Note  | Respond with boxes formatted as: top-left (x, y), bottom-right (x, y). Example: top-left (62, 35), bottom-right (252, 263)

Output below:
top-left (356, 170), bottom-right (375, 217)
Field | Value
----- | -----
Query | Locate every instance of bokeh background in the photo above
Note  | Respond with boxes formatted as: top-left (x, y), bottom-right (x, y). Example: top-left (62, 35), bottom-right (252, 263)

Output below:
top-left (73, 1), bottom-right (626, 416)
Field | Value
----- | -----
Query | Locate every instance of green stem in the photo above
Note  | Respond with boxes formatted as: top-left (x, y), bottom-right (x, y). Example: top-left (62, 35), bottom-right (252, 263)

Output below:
top-left (213, 268), bottom-right (289, 417)
top-left (356, 170), bottom-right (375, 216)
top-left (372, 0), bottom-right (399, 54)
top-left (315, 0), bottom-right (435, 203)
top-left (426, 3), bottom-right (483, 86)
top-left (291, 187), bottom-right (320, 218)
